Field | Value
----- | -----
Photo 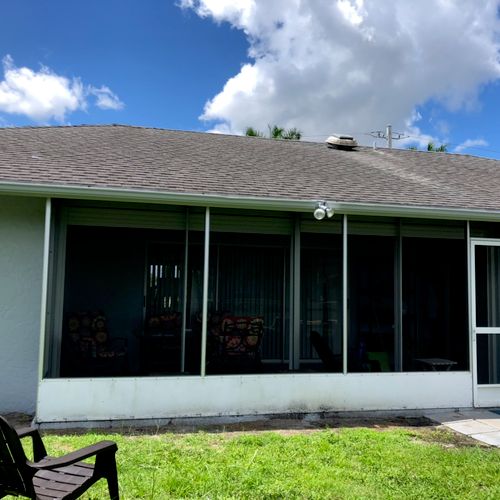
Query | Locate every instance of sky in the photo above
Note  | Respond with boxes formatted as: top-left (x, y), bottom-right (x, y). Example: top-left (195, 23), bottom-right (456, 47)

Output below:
top-left (0, 0), bottom-right (499, 158)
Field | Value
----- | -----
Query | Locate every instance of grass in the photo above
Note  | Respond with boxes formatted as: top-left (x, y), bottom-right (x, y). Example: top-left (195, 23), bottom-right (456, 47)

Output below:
top-left (16, 426), bottom-right (500, 499)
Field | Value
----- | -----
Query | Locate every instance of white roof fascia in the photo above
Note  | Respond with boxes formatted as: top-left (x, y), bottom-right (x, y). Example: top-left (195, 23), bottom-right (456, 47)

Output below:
top-left (330, 201), bottom-right (500, 222)
top-left (0, 181), bottom-right (314, 212)
top-left (2, 180), bottom-right (500, 222)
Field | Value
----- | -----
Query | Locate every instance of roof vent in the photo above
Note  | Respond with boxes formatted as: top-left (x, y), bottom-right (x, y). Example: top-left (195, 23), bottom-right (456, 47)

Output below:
top-left (325, 134), bottom-right (358, 150)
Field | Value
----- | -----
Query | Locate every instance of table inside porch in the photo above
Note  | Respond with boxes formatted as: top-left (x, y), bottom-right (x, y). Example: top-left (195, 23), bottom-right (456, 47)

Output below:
top-left (415, 358), bottom-right (458, 371)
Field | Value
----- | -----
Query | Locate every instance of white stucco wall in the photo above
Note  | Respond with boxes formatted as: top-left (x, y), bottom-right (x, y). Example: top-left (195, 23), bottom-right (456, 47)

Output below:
top-left (37, 371), bottom-right (473, 423)
top-left (0, 195), bottom-right (45, 413)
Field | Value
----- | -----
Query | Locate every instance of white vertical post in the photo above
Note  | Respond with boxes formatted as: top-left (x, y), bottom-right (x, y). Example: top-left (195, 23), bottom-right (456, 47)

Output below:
top-left (38, 198), bottom-right (52, 382)
top-left (215, 245), bottom-right (220, 309)
top-left (293, 215), bottom-right (301, 370)
top-left (288, 234), bottom-right (294, 371)
top-left (180, 207), bottom-right (189, 373)
top-left (342, 214), bottom-right (348, 374)
top-left (386, 124), bottom-right (392, 149)
top-left (394, 219), bottom-right (403, 371)
top-left (51, 208), bottom-right (68, 377)
top-left (200, 207), bottom-right (210, 377)
top-left (466, 221), bottom-right (475, 405)
top-left (282, 248), bottom-right (287, 366)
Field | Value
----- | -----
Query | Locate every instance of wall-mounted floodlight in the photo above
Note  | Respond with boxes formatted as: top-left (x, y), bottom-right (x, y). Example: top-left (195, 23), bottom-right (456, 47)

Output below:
top-left (313, 202), bottom-right (334, 220)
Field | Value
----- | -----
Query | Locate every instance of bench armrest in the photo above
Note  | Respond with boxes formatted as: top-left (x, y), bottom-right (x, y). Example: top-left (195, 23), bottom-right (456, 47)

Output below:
top-left (16, 426), bottom-right (47, 461)
top-left (30, 440), bottom-right (117, 470)
top-left (16, 426), bottom-right (35, 438)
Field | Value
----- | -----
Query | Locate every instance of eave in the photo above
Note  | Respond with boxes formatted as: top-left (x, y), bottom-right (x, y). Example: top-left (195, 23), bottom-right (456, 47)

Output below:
top-left (2, 180), bottom-right (500, 222)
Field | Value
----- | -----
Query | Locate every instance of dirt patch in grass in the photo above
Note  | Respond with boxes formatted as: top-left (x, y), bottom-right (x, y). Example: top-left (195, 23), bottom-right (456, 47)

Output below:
top-left (32, 413), bottom-right (434, 436)
top-left (9, 411), bottom-right (480, 449)
top-left (408, 426), bottom-right (487, 448)
top-left (5, 413), bottom-right (488, 453)
top-left (60, 414), bottom-right (432, 437)
top-left (163, 414), bottom-right (433, 435)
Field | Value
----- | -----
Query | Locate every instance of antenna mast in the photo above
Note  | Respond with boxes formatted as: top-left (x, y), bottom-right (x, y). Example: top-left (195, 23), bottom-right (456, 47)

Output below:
top-left (368, 124), bottom-right (407, 149)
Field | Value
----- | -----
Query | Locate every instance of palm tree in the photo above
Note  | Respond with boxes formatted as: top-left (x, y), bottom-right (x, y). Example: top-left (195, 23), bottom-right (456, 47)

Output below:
top-left (245, 124), bottom-right (302, 141)
top-left (427, 142), bottom-right (448, 152)
top-left (281, 127), bottom-right (302, 140)
top-left (268, 125), bottom-right (285, 139)
top-left (244, 126), bottom-right (264, 138)
top-left (408, 142), bottom-right (448, 152)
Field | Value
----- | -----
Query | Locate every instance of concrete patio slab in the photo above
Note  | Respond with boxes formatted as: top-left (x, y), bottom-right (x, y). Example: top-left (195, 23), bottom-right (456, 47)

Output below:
top-left (470, 431), bottom-right (500, 447)
top-left (476, 418), bottom-right (500, 430)
top-left (445, 419), bottom-right (497, 436)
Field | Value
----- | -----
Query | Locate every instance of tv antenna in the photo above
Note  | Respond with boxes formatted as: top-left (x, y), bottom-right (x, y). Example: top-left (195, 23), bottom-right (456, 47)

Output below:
top-left (368, 125), bottom-right (407, 149)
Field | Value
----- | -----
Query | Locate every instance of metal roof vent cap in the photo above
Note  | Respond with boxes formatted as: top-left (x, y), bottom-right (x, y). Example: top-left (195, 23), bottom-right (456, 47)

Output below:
top-left (325, 134), bottom-right (358, 150)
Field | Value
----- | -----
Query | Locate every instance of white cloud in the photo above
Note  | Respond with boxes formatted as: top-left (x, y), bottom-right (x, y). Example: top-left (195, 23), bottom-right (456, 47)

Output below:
top-left (181, 0), bottom-right (500, 145)
top-left (89, 85), bottom-right (124, 110)
top-left (0, 55), bottom-right (85, 122)
top-left (0, 55), bottom-right (123, 122)
top-left (337, 0), bottom-right (365, 26)
top-left (398, 110), bottom-right (441, 149)
top-left (180, 0), bottom-right (255, 27)
top-left (454, 138), bottom-right (488, 153)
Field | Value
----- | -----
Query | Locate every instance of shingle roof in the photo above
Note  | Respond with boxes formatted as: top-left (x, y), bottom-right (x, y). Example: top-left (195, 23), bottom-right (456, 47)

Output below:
top-left (0, 124), bottom-right (499, 212)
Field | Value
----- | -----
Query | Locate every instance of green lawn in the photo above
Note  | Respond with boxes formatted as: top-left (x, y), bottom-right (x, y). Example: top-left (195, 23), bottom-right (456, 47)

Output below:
top-left (18, 426), bottom-right (500, 499)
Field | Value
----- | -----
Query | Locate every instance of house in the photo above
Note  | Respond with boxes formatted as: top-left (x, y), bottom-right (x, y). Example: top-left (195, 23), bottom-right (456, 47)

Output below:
top-left (0, 124), bottom-right (499, 424)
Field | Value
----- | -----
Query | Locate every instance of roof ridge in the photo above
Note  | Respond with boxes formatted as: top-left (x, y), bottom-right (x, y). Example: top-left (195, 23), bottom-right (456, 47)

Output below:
top-left (0, 124), bottom-right (497, 160)
top-left (0, 123), bottom-right (324, 146)
top-left (0, 123), bottom-right (152, 131)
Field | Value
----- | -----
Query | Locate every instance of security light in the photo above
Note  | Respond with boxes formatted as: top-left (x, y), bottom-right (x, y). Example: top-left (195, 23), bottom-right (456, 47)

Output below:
top-left (313, 206), bottom-right (326, 220)
top-left (314, 202), bottom-right (334, 220)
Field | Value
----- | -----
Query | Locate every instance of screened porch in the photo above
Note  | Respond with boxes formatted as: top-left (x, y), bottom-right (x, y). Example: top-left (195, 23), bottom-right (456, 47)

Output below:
top-left (43, 201), bottom-right (470, 379)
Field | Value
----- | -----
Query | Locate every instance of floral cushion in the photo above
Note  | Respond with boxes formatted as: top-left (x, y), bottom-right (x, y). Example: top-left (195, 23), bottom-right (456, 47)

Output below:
top-left (147, 312), bottom-right (181, 334)
top-left (219, 315), bottom-right (263, 355)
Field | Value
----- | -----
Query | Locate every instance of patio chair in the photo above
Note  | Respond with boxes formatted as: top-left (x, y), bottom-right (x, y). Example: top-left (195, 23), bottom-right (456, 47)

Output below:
top-left (310, 331), bottom-right (341, 372)
top-left (0, 416), bottom-right (119, 499)
top-left (209, 315), bottom-right (264, 373)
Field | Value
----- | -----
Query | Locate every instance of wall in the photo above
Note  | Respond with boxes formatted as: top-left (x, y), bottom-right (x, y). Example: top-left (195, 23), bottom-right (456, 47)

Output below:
top-left (0, 195), bottom-right (45, 413)
top-left (37, 371), bottom-right (473, 422)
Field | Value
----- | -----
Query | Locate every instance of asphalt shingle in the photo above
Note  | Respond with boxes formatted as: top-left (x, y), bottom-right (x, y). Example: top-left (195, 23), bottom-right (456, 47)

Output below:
top-left (0, 124), bottom-right (499, 211)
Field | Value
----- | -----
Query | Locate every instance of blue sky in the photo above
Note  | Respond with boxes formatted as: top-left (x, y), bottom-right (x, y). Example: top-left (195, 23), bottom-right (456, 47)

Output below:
top-left (0, 1), bottom-right (248, 130)
top-left (0, 1), bottom-right (499, 159)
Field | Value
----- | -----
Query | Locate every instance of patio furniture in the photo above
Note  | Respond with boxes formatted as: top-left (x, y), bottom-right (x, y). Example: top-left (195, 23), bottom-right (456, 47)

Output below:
top-left (0, 416), bottom-right (119, 499)
top-left (208, 315), bottom-right (264, 373)
top-left (415, 358), bottom-right (458, 371)
top-left (366, 351), bottom-right (391, 372)
top-left (62, 311), bottom-right (128, 377)
top-left (139, 312), bottom-right (182, 374)
top-left (310, 331), bottom-right (341, 371)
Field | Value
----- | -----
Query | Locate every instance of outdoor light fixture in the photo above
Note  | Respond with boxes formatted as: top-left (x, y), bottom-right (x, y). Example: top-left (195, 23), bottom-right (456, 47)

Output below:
top-left (313, 202), bottom-right (334, 220)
